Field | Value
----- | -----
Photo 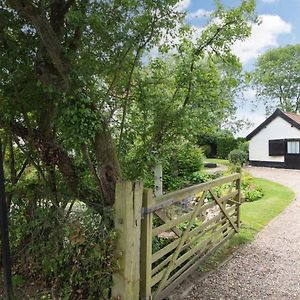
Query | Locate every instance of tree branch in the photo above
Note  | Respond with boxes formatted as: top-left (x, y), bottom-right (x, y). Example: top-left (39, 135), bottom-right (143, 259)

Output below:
top-left (8, 0), bottom-right (70, 88)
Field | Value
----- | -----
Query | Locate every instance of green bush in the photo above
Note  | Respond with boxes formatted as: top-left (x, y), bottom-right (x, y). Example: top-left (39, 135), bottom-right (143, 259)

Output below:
top-left (9, 204), bottom-right (118, 299)
top-left (244, 187), bottom-right (264, 202)
top-left (228, 149), bottom-right (248, 166)
top-left (238, 141), bottom-right (249, 154)
top-left (163, 143), bottom-right (204, 191)
top-left (216, 135), bottom-right (238, 159)
top-left (241, 173), bottom-right (264, 202)
top-left (200, 144), bottom-right (212, 158)
top-left (123, 142), bottom-right (204, 191)
top-left (174, 144), bottom-right (204, 177)
top-left (190, 171), bottom-right (211, 184)
top-left (52, 209), bottom-right (118, 299)
top-left (197, 132), bottom-right (217, 157)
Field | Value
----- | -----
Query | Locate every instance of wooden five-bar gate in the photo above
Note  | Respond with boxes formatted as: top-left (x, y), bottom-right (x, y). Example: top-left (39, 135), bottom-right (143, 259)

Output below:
top-left (112, 173), bottom-right (241, 300)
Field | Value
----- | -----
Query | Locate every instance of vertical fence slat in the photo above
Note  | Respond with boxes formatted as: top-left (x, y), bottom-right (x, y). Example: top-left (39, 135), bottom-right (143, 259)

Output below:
top-left (112, 181), bottom-right (143, 300)
top-left (140, 189), bottom-right (154, 299)
top-left (235, 176), bottom-right (241, 231)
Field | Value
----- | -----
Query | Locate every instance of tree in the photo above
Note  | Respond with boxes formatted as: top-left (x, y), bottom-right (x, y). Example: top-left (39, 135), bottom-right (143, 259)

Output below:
top-left (1, 0), bottom-right (182, 208)
top-left (0, 0), bottom-right (256, 210)
top-left (251, 44), bottom-right (300, 114)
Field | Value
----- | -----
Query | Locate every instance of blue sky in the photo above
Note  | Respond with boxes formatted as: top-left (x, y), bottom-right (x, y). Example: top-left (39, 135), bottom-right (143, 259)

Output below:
top-left (177, 0), bottom-right (300, 136)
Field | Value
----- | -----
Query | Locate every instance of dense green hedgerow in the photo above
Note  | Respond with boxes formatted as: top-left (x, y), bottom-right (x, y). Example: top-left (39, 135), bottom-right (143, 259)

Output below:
top-left (7, 204), bottom-right (118, 299)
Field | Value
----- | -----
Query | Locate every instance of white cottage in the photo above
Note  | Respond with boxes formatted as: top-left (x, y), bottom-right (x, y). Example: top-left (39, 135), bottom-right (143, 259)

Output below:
top-left (246, 108), bottom-right (300, 169)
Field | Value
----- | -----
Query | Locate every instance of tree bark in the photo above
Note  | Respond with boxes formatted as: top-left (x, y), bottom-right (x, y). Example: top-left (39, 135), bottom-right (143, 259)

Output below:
top-left (93, 123), bottom-right (121, 205)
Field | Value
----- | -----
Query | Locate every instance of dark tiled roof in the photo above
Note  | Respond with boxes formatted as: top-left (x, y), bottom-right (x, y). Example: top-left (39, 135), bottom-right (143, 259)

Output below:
top-left (246, 109), bottom-right (300, 140)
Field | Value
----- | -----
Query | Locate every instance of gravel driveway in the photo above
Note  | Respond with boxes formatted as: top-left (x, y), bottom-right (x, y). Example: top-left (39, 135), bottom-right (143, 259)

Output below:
top-left (185, 166), bottom-right (300, 300)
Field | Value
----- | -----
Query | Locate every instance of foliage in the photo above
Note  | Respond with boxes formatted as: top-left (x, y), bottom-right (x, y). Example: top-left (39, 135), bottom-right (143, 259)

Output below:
top-left (163, 143), bottom-right (204, 191)
top-left (201, 144), bottom-right (214, 158)
top-left (0, 0), bottom-right (257, 295)
top-left (241, 173), bottom-right (264, 202)
top-left (216, 131), bottom-right (238, 159)
top-left (198, 130), bottom-right (242, 159)
top-left (0, 0), bottom-right (257, 209)
top-left (244, 187), bottom-right (264, 202)
top-left (199, 131), bottom-right (242, 159)
top-left (152, 236), bottom-right (174, 255)
top-left (8, 205), bottom-right (117, 299)
top-left (190, 171), bottom-right (211, 184)
top-left (238, 141), bottom-right (249, 155)
top-left (123, 141), bottom-right (205, 191)
top-left (198, 132), bottom-right (218, 157)
top-left (228, 149), bottom-right (248, 166)
top-left (251, 44), bottom-right (300, 114)
top-left (0, 0), bottom-right (184, 206)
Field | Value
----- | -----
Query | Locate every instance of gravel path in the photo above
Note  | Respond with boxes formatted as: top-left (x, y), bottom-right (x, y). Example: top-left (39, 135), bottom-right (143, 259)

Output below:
top-left (186, 166), bottom-right (300, 300)
top-left (204, 164), bottom-right (228, 174)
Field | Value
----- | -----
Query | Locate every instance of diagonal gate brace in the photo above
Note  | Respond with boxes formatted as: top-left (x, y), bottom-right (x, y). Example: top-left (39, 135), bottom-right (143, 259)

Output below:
top-left (209, 189), bottom-right (238, 233)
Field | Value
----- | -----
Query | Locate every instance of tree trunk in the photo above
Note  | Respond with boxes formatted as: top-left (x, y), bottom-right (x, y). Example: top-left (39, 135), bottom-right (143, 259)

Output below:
top-left (93, 123), bottom-right (121, 205)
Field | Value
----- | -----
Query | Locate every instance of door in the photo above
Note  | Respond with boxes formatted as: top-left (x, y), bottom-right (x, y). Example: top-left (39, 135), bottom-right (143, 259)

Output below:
top-left (284, 140), bottom-right (300, 169)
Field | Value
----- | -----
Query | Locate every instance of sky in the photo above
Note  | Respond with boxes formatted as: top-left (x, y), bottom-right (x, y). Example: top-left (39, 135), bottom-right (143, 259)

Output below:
top-left (178, 0), bottom-right (300, 137)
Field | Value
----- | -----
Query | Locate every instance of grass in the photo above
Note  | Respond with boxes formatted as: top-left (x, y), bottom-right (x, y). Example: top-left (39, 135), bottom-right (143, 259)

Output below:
top-left (238, 178), bottom-right (295, 242)
top-left (199, 176), bottom-right (295, 272)
top-left (205, 158), bottom-right (229, 166)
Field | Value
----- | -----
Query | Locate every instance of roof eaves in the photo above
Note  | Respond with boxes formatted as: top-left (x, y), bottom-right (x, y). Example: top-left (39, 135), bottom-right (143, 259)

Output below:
top-left (245, 108), bottom-right (300, 140)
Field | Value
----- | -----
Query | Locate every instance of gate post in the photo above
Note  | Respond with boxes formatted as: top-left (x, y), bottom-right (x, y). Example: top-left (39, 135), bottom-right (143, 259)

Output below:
top-left (112, 181), bottom-right (143, 300)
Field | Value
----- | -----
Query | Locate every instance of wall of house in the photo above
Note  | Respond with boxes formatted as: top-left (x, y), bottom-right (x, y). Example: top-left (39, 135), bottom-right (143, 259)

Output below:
top-left (249, 116), bottom-right (300, 162)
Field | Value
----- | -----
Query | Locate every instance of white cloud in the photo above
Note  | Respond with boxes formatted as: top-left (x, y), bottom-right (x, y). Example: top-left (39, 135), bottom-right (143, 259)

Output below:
top-left (175, 0), bottom-right (191, 12)
top-left (188, 9), bottom-right (212, 19)
top-left (231, 14), bottom-right (292, 64)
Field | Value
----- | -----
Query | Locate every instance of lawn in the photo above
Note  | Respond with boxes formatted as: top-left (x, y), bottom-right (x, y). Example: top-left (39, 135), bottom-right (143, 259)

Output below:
top-left (205, 158), bottom-right (229, 166)
top-left (237, 178), bottom-right (295, 243)
top-left (199, 176), bottom-right (295, 271)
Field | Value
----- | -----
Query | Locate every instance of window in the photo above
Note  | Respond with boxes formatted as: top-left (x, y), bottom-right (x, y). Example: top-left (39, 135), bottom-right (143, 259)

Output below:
top-left (287, 141), bottom-right (300, 154)
top-left (269, 139), bottom-right (285, 156)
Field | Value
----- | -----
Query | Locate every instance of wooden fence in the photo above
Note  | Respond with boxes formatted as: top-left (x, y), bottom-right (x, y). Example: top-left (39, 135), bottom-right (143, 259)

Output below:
top-left (112, 173), bottom-right (241, 300)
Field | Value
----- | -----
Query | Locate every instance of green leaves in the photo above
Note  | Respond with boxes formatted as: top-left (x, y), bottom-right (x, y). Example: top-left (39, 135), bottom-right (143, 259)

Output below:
top-left (56, 93), bottom-right (100, 147)
top-left (252, 44), bottom-right (300, 113)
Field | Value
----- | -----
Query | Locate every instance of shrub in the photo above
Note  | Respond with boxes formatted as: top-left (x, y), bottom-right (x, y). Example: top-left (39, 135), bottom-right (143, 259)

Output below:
top-left (190, 171), bottom-right (211, 184)
top-left (216, 135), bottom-right (238, 159)
top-left (200, 144), bottom-right (212, 158)
top-left (244, 187), bottom-right (264, 202)
top-left (9, 205), bottom-right (118, 299)
top-left (209, 171), bottom-right (225, 179)
top-left (163, 144), bottom-right (204, 191)
top-left (197, 133), bottom-right (217, 157)
top-left (52, 209), bottom-right (118, 299)
top-left (174, 144), bottom-right (204, 177)
top-left (241, 173), bottom-right (264, 202)
top-left (238, 141), bottom-right (249, 154)
top-left (228, 149), bottom-right (248, 166)
top-left (123, 142), bottom-right (204, 192)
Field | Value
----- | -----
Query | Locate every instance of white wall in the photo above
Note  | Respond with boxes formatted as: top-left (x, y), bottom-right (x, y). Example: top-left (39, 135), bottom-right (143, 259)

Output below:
top-left (249, 116), bottom-right (300, 162)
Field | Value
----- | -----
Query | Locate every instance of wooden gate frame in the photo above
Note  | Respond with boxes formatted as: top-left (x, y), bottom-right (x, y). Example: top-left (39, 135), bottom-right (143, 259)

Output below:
top-left (112, 173), bottom-right (241, 300)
